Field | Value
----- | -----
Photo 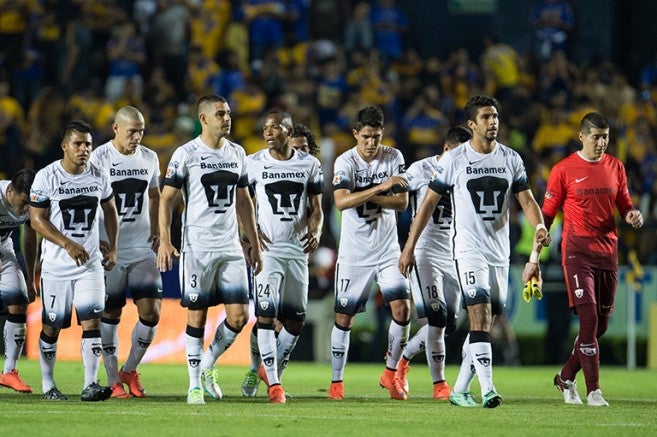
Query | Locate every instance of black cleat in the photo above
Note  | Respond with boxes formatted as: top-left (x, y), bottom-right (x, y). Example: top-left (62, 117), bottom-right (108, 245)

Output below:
top-left (44, 387), bottom-right (69, 401)
top-left (81, 382), bottom-right (112, 402)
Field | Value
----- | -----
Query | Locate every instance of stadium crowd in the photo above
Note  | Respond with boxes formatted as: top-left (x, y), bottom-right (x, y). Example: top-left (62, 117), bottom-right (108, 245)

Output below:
top-left (0, 0), bottom-right (655, 266)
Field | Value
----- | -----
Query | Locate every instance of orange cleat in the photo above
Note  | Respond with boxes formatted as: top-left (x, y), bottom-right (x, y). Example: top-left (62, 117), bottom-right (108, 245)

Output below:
top-left (328, 381), bottom-right (344, 400)
top-left (119, 368), bottom-right (145, 398)
top-left (110, 382), bottom-right (130, 399)
top-left (433, 381), bottom-right (451, 400)
top-left (257, 365), bottom-right (270, 387)
top-left (397, 358), bottom-right (411, 394)
top-left (379, 368), bottom-right (407, 400)
top-left (268, 384), bottom-right (286, 403)
top-left (0, 369), bottom-right (33, 393)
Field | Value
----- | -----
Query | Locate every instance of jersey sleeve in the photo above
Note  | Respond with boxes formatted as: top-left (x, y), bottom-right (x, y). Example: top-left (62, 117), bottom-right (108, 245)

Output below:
top-left (390, 149), bottom-right (408, 194)
top-left (614, 160), bottom-right (635, 219)
top-left (332, 155), bottom-right (353, 191)
top-left (428, 151), bottom-right (454, 196)
top-left (542, 163), bottom-right (565, 218)
top-left (237, 148), bottom-right (249, 188)
top-left (308, 158), bottom-right (324, 195)
top-left (149, 151), bottom-right (161, 189)
top-left (29, 169), bottom-right (51, 208)
top-left (405, 161), bottom-right (424, 192)
top-left (246, 155), bottom-right (257, 186)
top-left (100, 170), bottom-right (114, 203)
top-left (510, 151), bottom-right (531, 193)
top-left (162, 147), bottom-right (188, 189)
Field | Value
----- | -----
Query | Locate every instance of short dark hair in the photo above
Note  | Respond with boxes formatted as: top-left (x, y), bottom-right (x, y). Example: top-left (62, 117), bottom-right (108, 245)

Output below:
top-left (355, 106), bottom-right (384, 131)
top-left (266, 109), bottom-right (293, 131)
top-left (292, 123), bottom-right (319, 156)
top-left (10, 169), bottom-right (36, 195)
top-left (445, 125), bottom-right (472, 146)
top-left (580, 112), bottom-right (609, 133)
top-left (62, 120), bottom-right (92, 142)
top-left (464, 95), bottom-right (500, 122)
top-left (197, 94), bottom-right (227, 116)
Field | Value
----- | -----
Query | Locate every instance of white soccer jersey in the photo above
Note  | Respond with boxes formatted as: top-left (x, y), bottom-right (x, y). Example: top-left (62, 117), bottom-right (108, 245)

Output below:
top-left (90, 141), bottom-right (160, 263)
top-left (0, 180), bottom-right (30, 256)
top-left (332, 145), bottom-right (407, 266)
top-left (428, 141), bottom-right (530, 266)
top-left (30, 161), bottom-right (113, 279)
top-left (247, 149), bottom-right (323, 259)
top-left (405, 156), bottom-right (454, 261)
top-left (162, 136), bottom-right (248, 253)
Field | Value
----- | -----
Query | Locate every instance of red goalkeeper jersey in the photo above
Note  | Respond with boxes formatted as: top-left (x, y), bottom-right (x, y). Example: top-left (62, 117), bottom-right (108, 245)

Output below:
top-left (542, 152), bottom-right (635, 269)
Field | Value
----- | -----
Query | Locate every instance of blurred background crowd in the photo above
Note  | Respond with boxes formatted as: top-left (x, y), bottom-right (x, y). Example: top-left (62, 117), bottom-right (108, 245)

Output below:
top-left (0, 0), bottom-right (656, 270)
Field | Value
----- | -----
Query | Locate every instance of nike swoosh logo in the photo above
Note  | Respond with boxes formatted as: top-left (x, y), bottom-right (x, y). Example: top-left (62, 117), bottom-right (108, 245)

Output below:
top-left (93, 308), bottom-right (102, 314)
top-left (60, 181), bottom-right (69, 186)
top-left (201, 156), bottom-right (210, 161)
top-left (575, 177), bottom-right (588, 183)
top-left (355, 169), bottom-right (366, 174)
top-left (475, 353), bottom-right (487, 357)
top-left (296, 311), bottom-right (306, 316)
top-left (264, 165), bottom-right (273, 169)
top-left (112, 162), bottom-right (121, 167)
top-left (261, 352), bottom-right (273, 357)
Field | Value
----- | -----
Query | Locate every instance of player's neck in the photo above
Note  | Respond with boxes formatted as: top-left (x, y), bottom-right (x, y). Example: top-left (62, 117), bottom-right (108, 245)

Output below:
top-left (269, 145), bottom-right (293, 161)
top-left (200, 133), bottom-right (226, 149)
top-left (60, 159), bottom-right (85, 175)
top-left (110, 140), bottom-right (136, 156)
top-left (470, 138), bottom-right (496, 154)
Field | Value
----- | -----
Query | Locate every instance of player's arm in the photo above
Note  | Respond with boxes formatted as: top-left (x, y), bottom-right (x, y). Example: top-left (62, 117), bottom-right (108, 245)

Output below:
top-left (21, 223), bottom-right (38, 301)
top-left (333, 175), bottom-right (408, 211)
top-left (302, 193), bottom-right (323, 254)
top-left (157, 185), bottom-right (180, 272)
top-left (148, 186), bottom-right (161, 252)
top-left (515, 189), bottom-right (550, 283)
top-left (370, 190), bottom-right (408, 212)
top-left (29, 205), bottom-right (90, 267)
top-left (398, 188), bottom-right (441, 277)
top-left (235, 186), bottom-right (263, 275)
top-left (100, 197), bottom-right (119, 271)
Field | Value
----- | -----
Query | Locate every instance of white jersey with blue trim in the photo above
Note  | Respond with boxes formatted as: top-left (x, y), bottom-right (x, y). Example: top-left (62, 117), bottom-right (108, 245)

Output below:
top-left (332, 145), bottom-right (406, 266)
top-left (428, 141), bottom-right (530, 266)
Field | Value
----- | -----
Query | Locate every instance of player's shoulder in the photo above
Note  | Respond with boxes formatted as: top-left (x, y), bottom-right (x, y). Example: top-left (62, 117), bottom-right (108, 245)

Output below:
top-left (87, 161), bottom-right (107, 178)
top-left (137, 144), bottom-right (159, 160)
top-left (248, 149), bottom-right (268, 162)
top-left (91, 141), bottom-right (112, 159)
top-left (295, 149), bottom-right (321, 167)
top-left (224, 139), bottom-right (247, 158)
top-left (380, 145), bottom-right (403, 160)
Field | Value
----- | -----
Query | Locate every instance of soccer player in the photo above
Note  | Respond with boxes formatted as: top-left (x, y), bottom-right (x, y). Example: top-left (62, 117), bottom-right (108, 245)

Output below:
top-left (543, 112), bottom-right (644, 407)
top-left (157, 94), bottom-right (262, 405)
top-left (329, 105), bottom-right (411, 401)
top-left (29, 120), bottom-right (119, 401)
top-left (395, 125), bottom-right (472, 400)
top-left (399, 96), bottom-right (550, 408)
top-left (0, 169), bottom-right (37, 393)
top-left (290, 123), bottom-right (320, 157)
top-left (243, 110), bottom-right (323, 403)
top-left (90, 106), bottom-right (162, 399)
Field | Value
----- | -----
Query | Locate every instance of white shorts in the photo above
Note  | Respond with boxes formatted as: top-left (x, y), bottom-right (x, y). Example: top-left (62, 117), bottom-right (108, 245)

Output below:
top-left (454, 258), bottom-right (508, 315)
top-left (104, 255), bottom-right (163, 309)
top-left (0, 252), bottom-right (29, 307)
top-left (410, 259), bottom-right (460, 327)
top-left (179, 251), bottom-right (249, 309)
top-left (334, 260), bottom-right (410, 315)
top-left (253, 255), bottom-right (308, 321)
top-left (40, 273), bottom-right (105, 329)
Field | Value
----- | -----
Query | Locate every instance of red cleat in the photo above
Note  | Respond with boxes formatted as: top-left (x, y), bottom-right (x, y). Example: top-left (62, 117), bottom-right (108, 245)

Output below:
top-left (268, 384), bottom-right (286, 403)
top-left (119, 368), bottom-right (145, 398)
top-left (257, 365), bottom-right (270, 387)
top-left (379, 368), bottom-right (407, 400)
top-left (433, 381), bottom-right (451, 400)
top-left (328, 381), bottom-right (344, 400)
top-left (0, 369), bottom-right (32, 393)
top-left (397, 358), bottom-right (411, 394)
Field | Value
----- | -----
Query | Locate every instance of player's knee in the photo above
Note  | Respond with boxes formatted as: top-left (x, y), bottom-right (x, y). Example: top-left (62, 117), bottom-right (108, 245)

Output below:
top-left (426, 308), bottom-right (447, 329)
top-left (284, 319), bottom-right (304, 336)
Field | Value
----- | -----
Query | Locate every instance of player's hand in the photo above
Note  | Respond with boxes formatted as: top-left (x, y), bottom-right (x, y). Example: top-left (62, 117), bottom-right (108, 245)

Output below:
top-left (157, 240), bottom-right (179, 272)
top-left (102, 246), bottom-right (118, 271)
top-left (521, 261), bottom-right (540, 283)
top-left (258, 229), bottom-right (272, 251)
top-left (625, 209), bottom-right (644, 229)
top-left (245, 243), bottom-right (263, 276)
top-left (149, 234), bottom-right (160, 253)
top-left (301, 231), bottom-right (320, 254)
top-left (64, 240), bottom-right (90, 266)
top-left (383, 175), bottom-right (408, 192)
top-left (398, 248), bottom-right (415, 277)
top-left (535, 227), bottom-right (551, 247)
top-left (99, 240), bottom-right (110, 256)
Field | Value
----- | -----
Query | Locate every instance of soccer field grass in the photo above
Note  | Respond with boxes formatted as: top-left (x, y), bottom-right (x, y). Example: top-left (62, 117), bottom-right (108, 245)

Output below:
top-left (1, 361), bottom-right (656, 436)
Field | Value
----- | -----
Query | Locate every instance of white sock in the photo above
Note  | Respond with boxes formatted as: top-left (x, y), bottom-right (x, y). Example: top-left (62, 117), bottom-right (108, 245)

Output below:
top-left (404, 324), bottom-right (428, 361)
top-left (385, 320), bottom-right (410, 369)
top-left (200, 321), bottom-right (238, 370)
top-left (276, 327), bottom-right (299, 380)
top-left (469, 333), bottom-right (495, 397)
top-left (123, 320), bottom-right (157, 372)
top-left (330, 325), bottom-right (350, 381)
top-left (453, 334), bottom-right (476, 393)
top-left (39, 334), bottom-right (58, 393)
top-left (81, 332), bottom-right (102, 388)
top-left (185, 330), bottom-right (204, 390)
top-left (258, 326), bottom-right (279, 385)
top-left (100, 320), bottom-right (120, 385)
top-left (249, 328), bottom-right (261, 371)
top-left (3, 320), bottom-right (26, 373)
top-left (425, 325), bottom-right (446, 383)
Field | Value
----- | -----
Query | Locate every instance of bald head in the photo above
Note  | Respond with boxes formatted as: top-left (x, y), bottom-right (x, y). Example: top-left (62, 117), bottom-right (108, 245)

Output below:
top-left (112, 106), bottom-right (145, 155)
top-left (115, 106), bottom-right (144, 124)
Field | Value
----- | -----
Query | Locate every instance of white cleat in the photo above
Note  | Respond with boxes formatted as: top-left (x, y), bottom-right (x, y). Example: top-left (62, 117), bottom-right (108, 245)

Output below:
top-left (201, 367), bottom-right (223, 400)
top-left (554, 373), bottom-right (583, 405)
top-left (187, 387), bottom-right (205, 405)
top-left (587, 389), bottom-right (609, 407)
